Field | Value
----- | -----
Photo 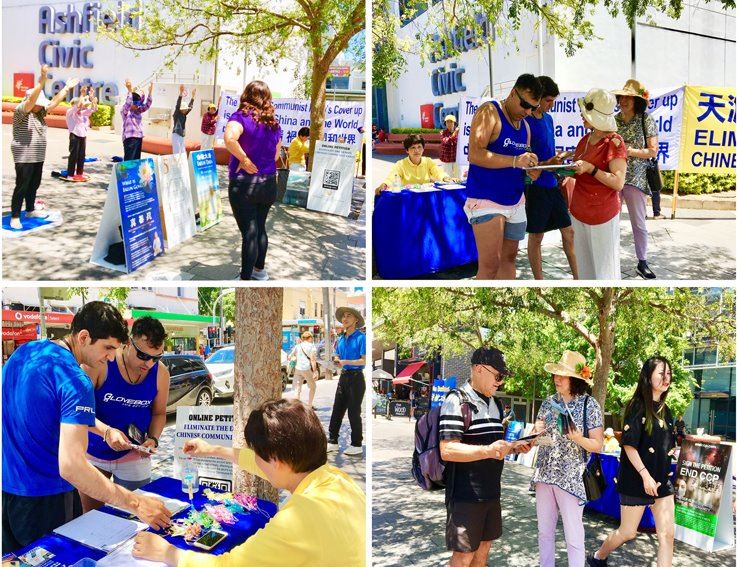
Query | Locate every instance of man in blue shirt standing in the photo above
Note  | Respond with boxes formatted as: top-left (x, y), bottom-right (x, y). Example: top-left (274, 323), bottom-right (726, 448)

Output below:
top-left (327, 306), bottom-right (366, 457)
top-left (2, 301), bottom-right (171, 554)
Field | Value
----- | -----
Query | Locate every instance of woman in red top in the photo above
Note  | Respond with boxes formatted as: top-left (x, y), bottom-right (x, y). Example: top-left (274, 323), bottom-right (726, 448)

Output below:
top-left (571, 89), bottom-right (627, 280)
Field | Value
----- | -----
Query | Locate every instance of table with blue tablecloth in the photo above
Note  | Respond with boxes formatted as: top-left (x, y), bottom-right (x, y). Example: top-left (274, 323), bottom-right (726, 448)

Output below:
top-left (373, 186), bottom-right (477, 279)
top-left (585, 453), bottom-right (677, 530)
top-left (7, 477), bottom-right (277, 566)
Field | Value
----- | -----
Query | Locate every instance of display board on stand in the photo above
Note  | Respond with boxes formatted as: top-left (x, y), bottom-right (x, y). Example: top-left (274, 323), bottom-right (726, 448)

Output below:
top-left (674, 439), bottom-right (734, 552)
top-left (174, 406), bottom-right (234, 492)
top-left (306, 141), bottom-right (355, 217)
top-left (189, 150), bottom-right (222, 230)
top-left (430, 376), bottom-right (457, 409)
top-left (90, 159), bottom-right (164, 273)
top-left (156, 153), bottom-right (197, 249)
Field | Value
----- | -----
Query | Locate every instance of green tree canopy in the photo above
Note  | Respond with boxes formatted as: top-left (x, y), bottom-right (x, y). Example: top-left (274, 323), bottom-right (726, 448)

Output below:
top-left (102, 0), bottom-right (364, 169)
top-left (373, 0), bottom-right (735, 86)
top-left (374, 287), bottom-right (735, 420)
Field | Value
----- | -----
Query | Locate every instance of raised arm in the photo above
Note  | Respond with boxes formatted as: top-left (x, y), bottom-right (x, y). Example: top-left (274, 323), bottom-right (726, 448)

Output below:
top-left (21, 65), bottom-right (49, 113)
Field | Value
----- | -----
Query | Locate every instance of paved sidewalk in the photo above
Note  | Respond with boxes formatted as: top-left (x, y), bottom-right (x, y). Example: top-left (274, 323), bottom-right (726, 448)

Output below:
top-left (372, 416), bottom-right (736, 566)
top-left (2, 125), bottom-right (365, 281)
top-left (372, 156), bottom-right (736, 280)
top-left (151, 377), bottom-right (365, 499)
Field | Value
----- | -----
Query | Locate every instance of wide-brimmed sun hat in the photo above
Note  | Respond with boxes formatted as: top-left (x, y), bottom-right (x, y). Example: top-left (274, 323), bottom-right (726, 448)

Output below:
top-left (604, 427), bottom-right (615, 437)
top-left (544, 350), bottom-right (594, 386)
top-left (578, 89), bottom-right (618, 132)
top-left (24, 90), bottom-right (50, 110)
top-left (335, 306), bottom-right (364, 329)
top-left (611, 79), bottom-right (650, 101)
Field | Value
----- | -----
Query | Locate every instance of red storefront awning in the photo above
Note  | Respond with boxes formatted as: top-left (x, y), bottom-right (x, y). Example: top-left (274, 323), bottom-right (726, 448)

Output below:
top-left (393, 361), bottom-right (426, 384)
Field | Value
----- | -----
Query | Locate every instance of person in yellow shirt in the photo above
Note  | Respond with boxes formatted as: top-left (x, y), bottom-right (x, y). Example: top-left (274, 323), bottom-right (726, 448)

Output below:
top-left (287, 127), bottom-right (310, 171)
top-left (131, 399), bottom-right (365, 566)
top-left (376, 134), bottom-right (450, 193)
top-left (602, 427), bottom-right (620, 453)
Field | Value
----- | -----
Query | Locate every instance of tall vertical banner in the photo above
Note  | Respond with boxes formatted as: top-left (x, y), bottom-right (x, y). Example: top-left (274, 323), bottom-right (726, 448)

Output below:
top-left (90, 159), bottom-right (164, 273)
top-left (456, 97), bottom-right (490, 167)
top-left (174, 406), bottom-right (234, 492)
top-left (214, 90), bottom-right (240, 141)
top-left (430, 376), bottom-right (457, 409)
top-left (674, 439), bottom-right (734, 552)
top-left (156, 153), bottom-right (197, 249)
top-left (306, 141), bottom-right (355, 217)
top-left (274, 99), bottom-right (365, 154)
top-left (678, 86), bottom-right (736, 173)
top-left (189, 150), bottom-right (222, 230)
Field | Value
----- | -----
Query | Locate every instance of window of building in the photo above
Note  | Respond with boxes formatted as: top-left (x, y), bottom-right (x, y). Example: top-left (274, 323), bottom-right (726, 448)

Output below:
top-left (299, 301), bottom-right (306, 317)
top-left (326, 76), bottom-right (350, 90)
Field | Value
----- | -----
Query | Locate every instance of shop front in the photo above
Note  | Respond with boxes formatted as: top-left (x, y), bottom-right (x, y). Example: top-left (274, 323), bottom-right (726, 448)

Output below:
top-left (2, 309), bottom-right (74, 361)
top-left (130, 309), bottom-right (213, 355)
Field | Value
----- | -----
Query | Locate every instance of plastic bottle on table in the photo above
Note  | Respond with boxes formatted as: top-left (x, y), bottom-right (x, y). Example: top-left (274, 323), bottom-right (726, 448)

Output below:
top-left (392, 174), bottom-right (401, 193)
top-left (182, 456), bottom-right (200, 495)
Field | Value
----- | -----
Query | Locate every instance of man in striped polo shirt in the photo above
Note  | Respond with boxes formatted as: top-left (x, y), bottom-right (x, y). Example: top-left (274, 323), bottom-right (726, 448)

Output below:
top-left (439, 347), bottom-right (532, 566)
top-left (10, 65), bottom-right (78, 230)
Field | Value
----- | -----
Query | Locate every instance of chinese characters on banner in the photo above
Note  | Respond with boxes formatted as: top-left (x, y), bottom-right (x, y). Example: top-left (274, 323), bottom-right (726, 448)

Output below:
top-left (273, 99), bottom-right (365, 153)
top-left (678, 86), bottom-right (736, 173)
top-left (189, 150), bottom-right (223, 230)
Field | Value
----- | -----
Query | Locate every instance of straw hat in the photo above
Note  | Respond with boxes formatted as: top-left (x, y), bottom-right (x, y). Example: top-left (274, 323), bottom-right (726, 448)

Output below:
top-left (611, 79), bottom-right (650, 101)
top-left (335, 306), bottom-right (364, 329)
top-left (604, 427), bottom-right (615, 437)
top-left (544, 350), bottom-right (594, 386)
top-left (444, 114), bottom-right (457, 123)
top-left (577, 89), bottom-right (618, 132)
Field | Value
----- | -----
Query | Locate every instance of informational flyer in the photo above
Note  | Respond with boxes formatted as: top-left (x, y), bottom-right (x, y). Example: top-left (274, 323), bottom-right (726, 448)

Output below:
top-left (674, 439), bottom-right (734, 551)
top-left (156, 153), bottom-right (197, 250)
top-left (189, 150), bottom-right (222, 230)
top-left (306, 141), bottom-right (355, 217)
top-left (174, 406), bottom-right (234, 492)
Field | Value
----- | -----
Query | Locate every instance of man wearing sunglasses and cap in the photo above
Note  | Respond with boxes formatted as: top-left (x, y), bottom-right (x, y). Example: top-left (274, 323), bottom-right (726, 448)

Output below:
top-left (439, 347), bottom-right (532, 567)
top-left (77, 316), bottom-right (171, 513)
top-left (327, 306), bottom-right (366, 457)
top-left (2, 303), bottom-right (171, 554)
top-left (465, 74), bottom-right (543, 280)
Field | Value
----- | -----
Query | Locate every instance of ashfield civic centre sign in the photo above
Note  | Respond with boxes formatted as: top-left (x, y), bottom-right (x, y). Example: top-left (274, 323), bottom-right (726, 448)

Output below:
top-left (33, 1), bottom-right (142, 104)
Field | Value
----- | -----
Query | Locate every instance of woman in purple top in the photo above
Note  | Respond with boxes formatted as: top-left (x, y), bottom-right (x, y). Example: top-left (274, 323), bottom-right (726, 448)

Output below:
top-left (224, 80), bottom-right (283, 280)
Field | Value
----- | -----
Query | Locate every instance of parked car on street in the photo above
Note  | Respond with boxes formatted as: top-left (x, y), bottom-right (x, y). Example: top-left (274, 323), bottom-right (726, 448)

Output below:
top-left (161, 354), bottom-right (214, 413)
top-left (205, 346), bottom-right (235, 398)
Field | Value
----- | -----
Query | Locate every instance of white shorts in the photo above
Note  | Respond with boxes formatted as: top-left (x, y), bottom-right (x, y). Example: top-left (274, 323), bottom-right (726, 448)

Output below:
top-left (88, 451), bottom-right (152, 483)
top-left (464, 197), bottom-right (527, 241)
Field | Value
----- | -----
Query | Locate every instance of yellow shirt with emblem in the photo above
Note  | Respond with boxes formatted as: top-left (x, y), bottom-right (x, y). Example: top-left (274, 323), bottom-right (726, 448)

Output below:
top-left (288, 138), bottom-right (309, 167)
top-left (179, 448), bottom-right (365, 566)
top-left (383, 156), bottom-right (446, 187)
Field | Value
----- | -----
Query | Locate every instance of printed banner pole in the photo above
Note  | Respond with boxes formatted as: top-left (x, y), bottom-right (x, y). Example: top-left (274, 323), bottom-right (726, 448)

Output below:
top-left (671, 170), bottom-right (680, 220)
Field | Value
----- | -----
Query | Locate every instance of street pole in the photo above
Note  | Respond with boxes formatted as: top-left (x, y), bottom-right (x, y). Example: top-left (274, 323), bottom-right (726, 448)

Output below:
top-left (322, 288), bottom-right (332, 378)
top-left (211, 288), bottom-right (234, 346)
top-left (37, 289), bottom-right (47, 339)
top-left (486, 18), bottom-right (495, 97)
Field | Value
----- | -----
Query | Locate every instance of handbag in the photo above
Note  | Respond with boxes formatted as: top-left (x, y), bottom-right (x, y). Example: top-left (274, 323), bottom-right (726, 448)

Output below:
top-left (581, 395), bottom-right (607, 501)
top-left (641, 113), bottom-right (663, 194)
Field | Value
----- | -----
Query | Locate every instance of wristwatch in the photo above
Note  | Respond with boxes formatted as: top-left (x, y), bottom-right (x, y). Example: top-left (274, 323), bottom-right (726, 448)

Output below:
top-left (590, 166), bottom-right (599, 177)
top-left (146, 435), bottom-right (159, 448)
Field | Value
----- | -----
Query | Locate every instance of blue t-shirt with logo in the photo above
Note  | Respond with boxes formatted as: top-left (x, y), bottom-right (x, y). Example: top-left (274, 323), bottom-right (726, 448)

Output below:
top-left (337, 330), bottom-right (366, 371)
top-left (2, 340), bottom-right (96, 496)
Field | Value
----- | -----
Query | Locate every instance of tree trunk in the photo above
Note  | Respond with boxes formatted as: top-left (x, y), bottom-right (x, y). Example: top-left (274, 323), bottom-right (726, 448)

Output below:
top-left (592, 288), bottom-right (616, 412)
top-left (307, 37), bottom-right (330, 171)
top-left (233, 288), bottom-right (284, 503)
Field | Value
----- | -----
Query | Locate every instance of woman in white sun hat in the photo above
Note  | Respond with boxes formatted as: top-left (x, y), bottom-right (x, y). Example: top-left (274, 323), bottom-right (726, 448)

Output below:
top-left (570, 89), bottom-right (628, 280)
top-left (531, 351), bottom-right (604, 567)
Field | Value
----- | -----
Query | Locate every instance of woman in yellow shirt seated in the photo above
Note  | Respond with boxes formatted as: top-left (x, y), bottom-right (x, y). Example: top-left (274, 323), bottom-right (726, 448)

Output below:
top-left (376, 134), bottom-right (450, 193)
top-left (132, 399), bottom-right (365, 566)
top-left (287, 127), bottom-right (310, 171)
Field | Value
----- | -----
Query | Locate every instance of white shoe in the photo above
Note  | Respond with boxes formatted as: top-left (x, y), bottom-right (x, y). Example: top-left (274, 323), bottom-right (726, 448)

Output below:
top-left (251, 269), bottom-right (269, 281)
top-left (10, 218), bottom-right (22, 230)
top-left (26, 210), bottom-right (49, 219)
top-left (327, 442), bottom-right (339, 453)
top-left (344, 445), bottom-right (363, 456)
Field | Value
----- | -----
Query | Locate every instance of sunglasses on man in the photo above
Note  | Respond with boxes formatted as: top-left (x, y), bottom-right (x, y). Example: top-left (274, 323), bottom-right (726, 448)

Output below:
top-left (514, 88), bottom-right (540, 111)
top-left (478, 364), bottom-right (505, 384)
top-left (130, 338), bottom-right (164, 363)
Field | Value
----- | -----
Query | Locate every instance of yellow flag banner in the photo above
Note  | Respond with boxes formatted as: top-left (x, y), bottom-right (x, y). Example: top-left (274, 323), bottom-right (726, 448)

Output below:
top-left (678, 86), bottom-right (736, 173)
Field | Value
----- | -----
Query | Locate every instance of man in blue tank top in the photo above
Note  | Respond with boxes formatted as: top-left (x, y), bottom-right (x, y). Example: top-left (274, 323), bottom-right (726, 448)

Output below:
top-left (2, 302), bottom-right (171, 554)
top-left (465, 74), bottom-right (542, 279)
top-left (80, 316), bottom-right (171, 513)
top-left (525, 76), bottom-right (579, 280)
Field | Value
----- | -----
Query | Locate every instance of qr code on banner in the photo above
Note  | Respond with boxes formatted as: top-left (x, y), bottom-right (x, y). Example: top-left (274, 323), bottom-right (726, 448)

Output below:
top-left (322, 169), bottom-right (340, 191)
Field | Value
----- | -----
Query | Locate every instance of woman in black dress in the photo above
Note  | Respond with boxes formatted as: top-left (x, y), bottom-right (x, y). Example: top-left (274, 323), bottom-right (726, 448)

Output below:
top-left (588, 357), bottom-right (676, 567)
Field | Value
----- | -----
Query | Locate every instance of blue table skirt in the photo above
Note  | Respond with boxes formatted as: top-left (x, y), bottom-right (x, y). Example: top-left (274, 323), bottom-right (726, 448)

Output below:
top-left (373, 189), bottom-right (477, 279)
top-left (11, 476), bottom-right (277, 565)
top-left (585, 453), bottom-right (676, 530)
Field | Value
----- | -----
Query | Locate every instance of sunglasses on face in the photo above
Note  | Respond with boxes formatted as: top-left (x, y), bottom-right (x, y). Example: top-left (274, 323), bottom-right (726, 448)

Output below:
top-left (130, 338), bottom-right (164, 363)
top-left (479, 365), bottom-right (505, 383)
top-left (515, 88), bottom-right (540, 111)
